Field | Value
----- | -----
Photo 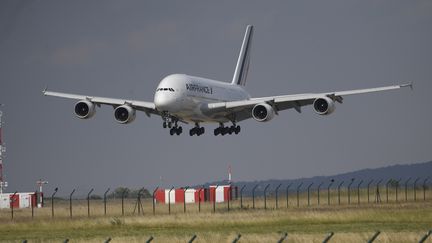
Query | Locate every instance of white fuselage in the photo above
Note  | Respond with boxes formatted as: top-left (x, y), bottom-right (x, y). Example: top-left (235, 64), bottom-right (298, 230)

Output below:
top-left (154, 74), bottom-right (250, 123)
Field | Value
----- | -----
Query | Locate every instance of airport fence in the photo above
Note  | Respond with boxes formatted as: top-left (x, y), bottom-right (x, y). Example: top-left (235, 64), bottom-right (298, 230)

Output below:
top-left (0, 176), bottom-right (430, 221)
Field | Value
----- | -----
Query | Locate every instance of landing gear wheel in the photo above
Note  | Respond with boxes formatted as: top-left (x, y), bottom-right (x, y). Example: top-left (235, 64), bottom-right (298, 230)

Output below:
top-left (168, 122), bottom-right (172, 128)
top-left (169, 128), bottom-right (175, 136)
top-left (176, 126), bottom-right (183, 135)
top-left (189, 128), bottom-right (195, 136)
top-left (235, 125), bottom-right (241, 134)
top-left (214, 127), bottom-right (220, 136)
top-left (163, 122), bottom-right (167, 129)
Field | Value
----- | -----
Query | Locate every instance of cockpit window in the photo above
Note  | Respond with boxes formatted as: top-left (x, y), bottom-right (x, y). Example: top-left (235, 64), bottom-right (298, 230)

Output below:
top-left (156, 88), bottom-right (175, 92)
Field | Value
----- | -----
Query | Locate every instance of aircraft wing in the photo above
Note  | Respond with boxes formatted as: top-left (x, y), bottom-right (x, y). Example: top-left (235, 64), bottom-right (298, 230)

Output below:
top-left (208, 83), bottom-right (412, 122)
top-left (43, 90), bottom-right (158, 116)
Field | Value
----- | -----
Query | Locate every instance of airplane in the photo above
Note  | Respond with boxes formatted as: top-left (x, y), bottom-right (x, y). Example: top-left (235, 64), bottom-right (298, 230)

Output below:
top-left (43, 25), bottom-right (412, 136)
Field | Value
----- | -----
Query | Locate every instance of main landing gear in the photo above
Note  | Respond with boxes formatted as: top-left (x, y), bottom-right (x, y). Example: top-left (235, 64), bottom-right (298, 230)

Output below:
top-left (214, 123), bottom-right (240, 136)
top-left (189, 123), bottom-right (205, 136)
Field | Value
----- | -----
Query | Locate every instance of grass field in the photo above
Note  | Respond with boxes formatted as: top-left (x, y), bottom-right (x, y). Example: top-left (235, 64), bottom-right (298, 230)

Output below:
top-left (0, 189), bottom-right (431, 242)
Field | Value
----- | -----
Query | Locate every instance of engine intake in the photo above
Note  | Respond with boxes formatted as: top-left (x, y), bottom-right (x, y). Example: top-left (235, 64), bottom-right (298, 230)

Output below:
top-left (114, 105), bottom-right (136, 124)
top-left (313, 97), bottom-right (335, 115)
top-left (74, 100), bottom-right (96, 119)
top-left (252, 103), bottom-right (275, 122)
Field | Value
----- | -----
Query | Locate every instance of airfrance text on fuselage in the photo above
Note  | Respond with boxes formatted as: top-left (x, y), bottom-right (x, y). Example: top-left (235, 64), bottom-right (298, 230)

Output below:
top-left (186, 83), bottom-right (213, 94)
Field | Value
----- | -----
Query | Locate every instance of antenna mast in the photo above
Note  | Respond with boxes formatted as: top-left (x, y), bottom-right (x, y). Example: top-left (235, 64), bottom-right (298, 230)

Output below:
top-left (0, 104), bottom-right (7, 194)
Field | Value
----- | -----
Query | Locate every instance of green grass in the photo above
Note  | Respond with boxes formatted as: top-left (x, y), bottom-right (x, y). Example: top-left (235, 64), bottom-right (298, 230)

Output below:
top-left (0, 190), bottom-right (431, 242)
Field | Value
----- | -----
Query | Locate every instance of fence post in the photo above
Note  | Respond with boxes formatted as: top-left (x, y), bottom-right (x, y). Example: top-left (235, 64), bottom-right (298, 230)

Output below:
top-left (307, 182), bottom-right (314, 206)
top-left (405, 177), bottom-right (411, 202)
top-left (386, 179), bottom-right (392, 203)
top-left (10, 191), bottom-right (17, 220)
top-left (277, 232), bottom-right (288, 243)
top-left (104, 188), bottom-right (110, 216)
top-left (367, 180), bottom-right (374, 203)
top-left (51, 188), bottom-right (58, 218)
top-left (395, 178), bottom-right (401, 202)
top-left (198, 187), bottom-right (204, 212)
top-left (317, 182), bottom-right (324, 205)
top-left (227, 185), bottom-right (231, 211)
top-left (348, 178), bottom-right (355, 204)
top-left (188, 235), bottom-right (197, 243)
top-left (337, 181), bottom-right (344, 205)
top-left (240, 185), bottom-right (246, 209)
top-left (32, 190), bottom-right (37, 219)
top-left (87, 188), bottom-right (94, 217)
top-left (322, 232), bottom-right (334, 243)
top-left (296, 182), bottom-right (303, 207)
top-left (286, 183), bottom-right (292, 208)
top-left (168, 186), bottom-right (174, 215)
top-left (263, 184), bottom-right (270, 210)
top-left (275, 184), bottom-right (282, 209)
top-left (423, 178), bottom-right (429, 201)
top-left (183, 186), bottom-right (189, 213)
top-left (136, 188), bottom-right (144, 215)
top-left (375, 179), bottom-right (382, 203)
top-left (152, 187), bottom-right (159, 215)
top-left (367, 231), bottom-right (381, 243)
top-left (121, 188), bottom-right (128, 216)
top-left (357, 180), bottom-right (363, 204)
top-left (414, 178), bottom-right (420, 201)
top-left (213, 184), bottom-right (219, 213)
top-left (418, 230), bottom-right (432, 243)
top-left (328, 179), bottom-right (334, 205)
top-left (252, 184), bottom-right (258, 209)
top-left (69, 189), bottom-right (75, 218)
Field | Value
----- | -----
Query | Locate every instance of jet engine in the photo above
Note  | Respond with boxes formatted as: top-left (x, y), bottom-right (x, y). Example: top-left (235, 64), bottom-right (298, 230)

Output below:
top-left (114, 105), bottom-right (136, 124)
top-left (252, 103), bottom-right (275, 122)
top-left (313, 97), bottom-right (336, 115)
top-left (74, 100), bottom-right (96, 119)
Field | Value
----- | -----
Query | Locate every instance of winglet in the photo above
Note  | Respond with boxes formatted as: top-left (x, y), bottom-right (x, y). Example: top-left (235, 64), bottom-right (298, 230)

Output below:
top-left (400, 82), bottom-right (413, 90)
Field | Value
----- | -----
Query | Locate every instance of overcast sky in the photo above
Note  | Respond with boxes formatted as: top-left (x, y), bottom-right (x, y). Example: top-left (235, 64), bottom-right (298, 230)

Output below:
top-left (0, 0), bottom-right (431, 197)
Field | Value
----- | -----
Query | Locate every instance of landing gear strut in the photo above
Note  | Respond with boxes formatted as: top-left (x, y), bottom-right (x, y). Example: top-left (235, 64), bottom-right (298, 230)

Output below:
top-left (189, 123), bottom-right (205, 136)
top-left (162, 114), bottom-right (182, 136)
top-left (214, 123), bottom-right (240, 136)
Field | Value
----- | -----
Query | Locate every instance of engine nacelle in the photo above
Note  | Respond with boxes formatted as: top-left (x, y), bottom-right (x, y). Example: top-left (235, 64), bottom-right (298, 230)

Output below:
top-left (252, 103), bottom-right (275, 122)
top-left (313, 97), bottom-right (336, 115)
top-left (74, 100), bottom-right (96, 119)
top-left (114, 105), bottom-right (136, 124)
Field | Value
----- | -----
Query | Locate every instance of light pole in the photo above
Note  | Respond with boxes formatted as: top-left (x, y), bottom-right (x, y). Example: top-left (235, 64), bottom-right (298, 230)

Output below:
top-left (347, 178), bottom-right (355, 204)
top-left (328, 179), bottom-right (334, 205)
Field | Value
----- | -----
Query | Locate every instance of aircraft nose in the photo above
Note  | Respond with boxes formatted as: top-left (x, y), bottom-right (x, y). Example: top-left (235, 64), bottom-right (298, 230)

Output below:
top-left (154, 93), bottom-right (175, 111)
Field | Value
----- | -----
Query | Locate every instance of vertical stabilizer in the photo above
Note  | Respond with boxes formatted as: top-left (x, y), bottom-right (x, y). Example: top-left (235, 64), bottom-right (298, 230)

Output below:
top-left (231, 25), bottom-right (253, 86)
